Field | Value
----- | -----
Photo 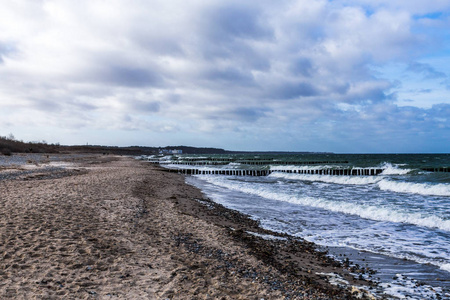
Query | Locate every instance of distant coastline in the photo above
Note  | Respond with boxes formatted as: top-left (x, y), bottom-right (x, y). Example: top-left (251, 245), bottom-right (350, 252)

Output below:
top-left (1, 135), bottom-right (332, 156)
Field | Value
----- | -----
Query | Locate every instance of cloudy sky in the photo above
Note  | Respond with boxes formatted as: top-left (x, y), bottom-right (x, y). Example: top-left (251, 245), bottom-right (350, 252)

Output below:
top-left (0, 0), bottom-right (449, 152)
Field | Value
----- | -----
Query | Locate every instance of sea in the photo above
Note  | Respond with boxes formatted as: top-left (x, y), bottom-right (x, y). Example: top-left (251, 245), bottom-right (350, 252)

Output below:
top-left (144, 153), bottom-right (450, 299)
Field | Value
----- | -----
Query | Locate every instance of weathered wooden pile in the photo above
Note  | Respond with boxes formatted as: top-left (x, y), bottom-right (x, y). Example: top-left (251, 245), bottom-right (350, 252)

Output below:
top-left (163, 168), bottom-right (384, 176)
top-left (421, 167), bottom-right (450, 172)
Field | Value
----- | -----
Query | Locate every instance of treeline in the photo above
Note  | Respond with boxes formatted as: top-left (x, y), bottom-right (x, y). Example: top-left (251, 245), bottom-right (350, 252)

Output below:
top-left (0, 135), bottom-right (233, 156)
top-left (1, 134), bottom-right (319, 156)
top-left (0, 134), bottom-right (60, 156)
top-left (0, 137), bottom-right (150, 156)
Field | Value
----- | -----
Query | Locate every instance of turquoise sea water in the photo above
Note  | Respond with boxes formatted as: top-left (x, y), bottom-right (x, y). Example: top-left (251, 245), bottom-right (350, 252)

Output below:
top-left (146, 153), bottom-right (450, 299)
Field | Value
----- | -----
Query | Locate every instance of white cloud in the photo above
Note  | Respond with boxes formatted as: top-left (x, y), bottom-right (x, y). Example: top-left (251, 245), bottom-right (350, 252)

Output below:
top-left (335, 0), bottom-right (450, 15)
top-left (0, 0), bottom-right (448, 152)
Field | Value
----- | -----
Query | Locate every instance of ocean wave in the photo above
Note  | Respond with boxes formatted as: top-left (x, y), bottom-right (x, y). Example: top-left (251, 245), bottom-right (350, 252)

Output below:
top-left (201, 177), bottom-right (450, 231)
top-left (270, 165), bottom-right (327, 171)
top-left (166, 164), bottom-right (215, 170)
top-left (268, 170), bottom-right (450, 196)
top-left (379, 162), bottom-right (413, 175)
top-left (309, 237), bottom-right (450, 274)
top-left (441, 264), bottom-right (450, 272)
top-left (268, 173), bottom-right (382, 185)
top-left (290, 198), bottom-right (450, 232)
top-left (377, 179), bottom-right (450, 197)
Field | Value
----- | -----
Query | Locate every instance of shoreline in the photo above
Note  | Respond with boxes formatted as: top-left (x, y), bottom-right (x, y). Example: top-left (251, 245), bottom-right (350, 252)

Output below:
top-left (184, 171), bottom-right (450, 298)
top-left (167, 173), bottom-right (378, 294)
top-left (0, 154), bottom-right (376, 299)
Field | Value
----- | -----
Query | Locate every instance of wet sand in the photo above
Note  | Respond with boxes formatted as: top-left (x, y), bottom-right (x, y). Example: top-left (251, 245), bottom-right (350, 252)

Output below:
top-left (0, 155), bottom-right (376, 299)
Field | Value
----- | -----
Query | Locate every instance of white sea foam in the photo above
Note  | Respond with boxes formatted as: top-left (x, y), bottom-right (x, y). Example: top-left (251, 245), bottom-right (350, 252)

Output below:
top-left (379, 162), bottom-right (413, 175)
top-left (380, 274), bottom-right (446, 300)
top-left (308, 234), bottom-right (450, 273)
top-left (269, 172), bottom-right (382, 185)
top-left (245, 231), bottom-right (287, 241)
top-left (200, 176), bottom-right (450, 232)
top-left (270, 165), bottom-right (327, 171)
top-left (166, 164), bottom-right (215, 170)
top-left (268, 170), bottom-right (450, 196)
top-left (270, 162), bottom-right (413, 176)
top-left (377, 179), bottom-right (450, 197)
top-left (441, 264), bottom-right (450, 272)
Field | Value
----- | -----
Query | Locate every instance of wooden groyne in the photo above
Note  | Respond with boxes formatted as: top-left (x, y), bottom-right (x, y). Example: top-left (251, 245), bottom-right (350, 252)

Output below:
top-left (234, 160), bottom-right (349, 166)
top-left (421, 167), bottom-right (450, 173)
top-left (164, 168), bottom-right (383, 176)
top-left (150, 160), bottom-right (349, 166)
top-left (157, 161), bottom-right (231, 166)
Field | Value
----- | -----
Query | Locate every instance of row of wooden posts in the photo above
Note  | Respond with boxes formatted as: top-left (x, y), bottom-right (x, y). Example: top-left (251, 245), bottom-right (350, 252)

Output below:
top-left (145, 157), bottom-right (449, 175)
top-left (153, 160), bottom-right (349, 166)
top-left (164, 168), bottom-right (384, 176)
top-left (421, 167), bottom-right (450, 173)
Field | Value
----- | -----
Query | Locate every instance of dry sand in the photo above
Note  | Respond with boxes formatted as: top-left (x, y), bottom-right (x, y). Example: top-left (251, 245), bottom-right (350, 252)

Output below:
top-left (0, 155), bottom-right (376, 299)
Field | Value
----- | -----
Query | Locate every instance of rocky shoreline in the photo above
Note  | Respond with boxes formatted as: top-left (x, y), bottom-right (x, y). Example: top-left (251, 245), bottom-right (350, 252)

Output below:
top-left (0, 154), bottom-right (378, 299)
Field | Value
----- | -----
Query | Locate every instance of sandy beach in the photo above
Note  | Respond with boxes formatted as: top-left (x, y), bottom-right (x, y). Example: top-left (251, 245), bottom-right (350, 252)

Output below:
top-left (0, 155), bottom-right (375, 299)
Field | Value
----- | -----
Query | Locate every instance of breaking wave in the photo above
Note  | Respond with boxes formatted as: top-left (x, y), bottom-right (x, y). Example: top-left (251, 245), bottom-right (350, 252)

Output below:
top-left (379, 162), bottom-right (413, 175)
top-left (269, 173), bottom-right (381, 185)
top-left (377, 180), bottom-right (450, 197)
top-left (200, 176), bottom-right (450, 232)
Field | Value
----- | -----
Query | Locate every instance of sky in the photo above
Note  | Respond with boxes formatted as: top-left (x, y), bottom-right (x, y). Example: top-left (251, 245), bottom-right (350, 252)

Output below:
top-left (0, 0), bottom-right (449, 153)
